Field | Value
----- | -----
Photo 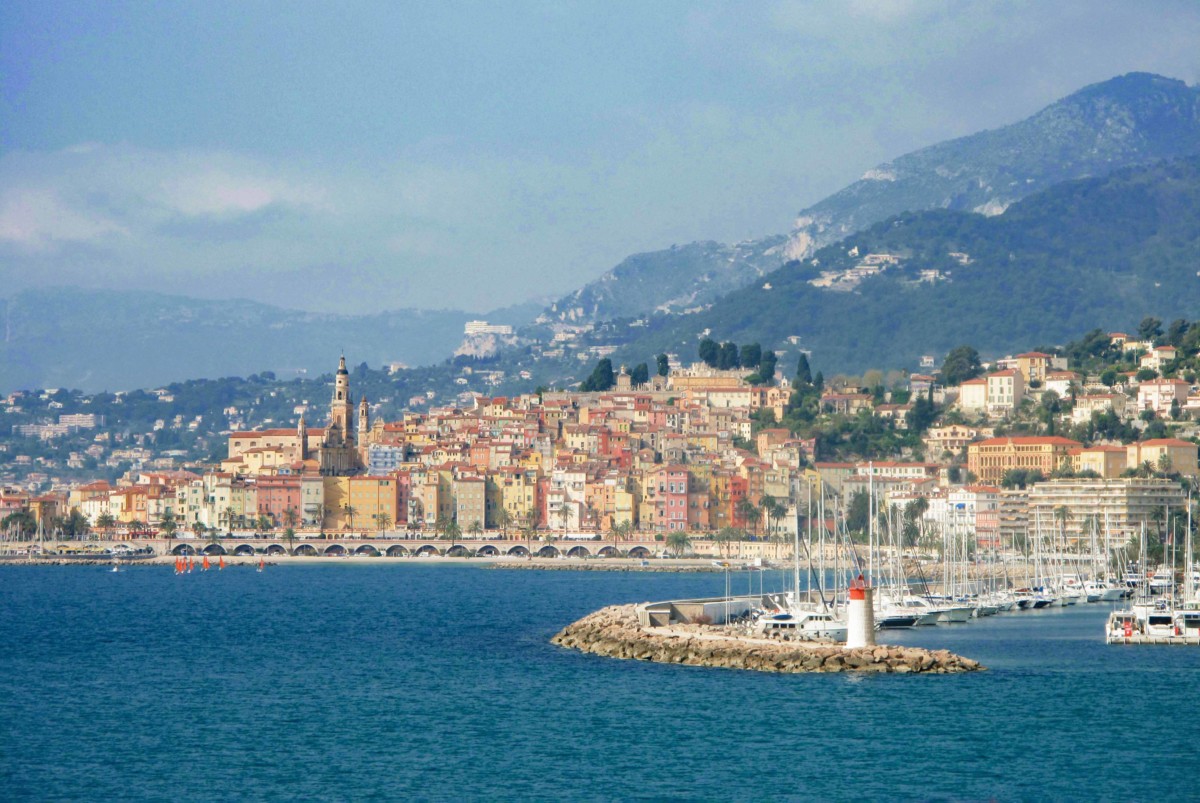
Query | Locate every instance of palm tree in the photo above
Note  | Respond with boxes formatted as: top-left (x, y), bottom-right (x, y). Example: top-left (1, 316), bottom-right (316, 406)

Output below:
top-left (445, 519), bottom-right (462, 542)
top-left (257, 513), bottom-right (273, 534)
top-left (283, 526), bottom-right (297, 555)
top-left (737, 498), bottom-right (761, 539)
top-left (612, 518), bottom-right (632, 555)
top-left (495, 507), bottom-right (512, 540)
top-left (282, 506), bottom-right (299, 531)
top-left (713, 526), bottom-right (741, 559)
top-left (520, 512), bottom-right (537, 559)
top-left (375, 511), bottom-right (392, 534)
top-left (761, 496), bottom-right (787, 557)
top-left (342, 504), bottom-right (357, 532)
top-left (665, 530), bottom-right (693, 557)
top-left (159, 511), bottom-right (178, 554)
top-left (96, 512), bottom-right (116, 536)
top-left (220, 506), bottom-right (236, 534)
top-left (468, 519), bottom-right (482, 540)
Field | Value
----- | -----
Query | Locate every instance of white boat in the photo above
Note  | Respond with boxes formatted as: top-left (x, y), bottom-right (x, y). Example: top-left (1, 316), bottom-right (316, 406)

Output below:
top-left (754, 609), bottom-right (848, 642)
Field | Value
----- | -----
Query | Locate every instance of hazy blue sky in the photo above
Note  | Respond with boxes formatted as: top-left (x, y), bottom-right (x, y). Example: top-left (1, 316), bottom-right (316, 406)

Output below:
top-left (2, 1), bottom-right (1198, 313)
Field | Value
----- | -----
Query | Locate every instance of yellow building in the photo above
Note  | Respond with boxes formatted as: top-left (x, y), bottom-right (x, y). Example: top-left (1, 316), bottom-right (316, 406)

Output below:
top-left (1070, 445), bottom-right (1127, 479)
top-left (967, 436), bottom-right (1081, 483)
top-left (1127, 439), bottom-right (1199, 477)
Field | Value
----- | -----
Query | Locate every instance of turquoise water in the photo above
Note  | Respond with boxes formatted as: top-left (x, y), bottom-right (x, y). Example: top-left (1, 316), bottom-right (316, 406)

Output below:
top-left (2, 564), bottom-right (1198, 801)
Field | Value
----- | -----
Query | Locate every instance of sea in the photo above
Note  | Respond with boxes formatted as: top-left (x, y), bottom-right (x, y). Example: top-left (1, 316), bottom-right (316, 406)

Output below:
top-left (2, 563), bottom-right (1198, 801)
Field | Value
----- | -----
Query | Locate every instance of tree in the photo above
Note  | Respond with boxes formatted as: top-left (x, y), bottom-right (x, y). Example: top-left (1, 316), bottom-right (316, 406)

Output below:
top-left (283, 527), bottom-right (297, 555)
top-left (1039, 390), bottom-right (1062, 436)
top-left (580, 358), bottom-right (615, 392)
top-left (665, 531), bottom-right (693, 557)
top-left (1166, 318), bottom-right (1190, 347)
top-left (342, 504), bottom-right (357, 531)
top-left (630, 363), bottom-right (649, 387)
top-left (96, 511), bottom-right (117, 533)
top-left (375, 511), bottom-right (392, 533)
top-left (845, 491), bottom-right (870, 536)
top-left (713, 526), bottom-right (742, 558)
top-left (159, 511), bottom-right (178, 545)
top-left (940, 345), bottom-right (983, 386)
top-left (1100, 368), bottom-right (1118, 387)
top-left (698, 338), bottom-right (719, 368)
top-left (656, 353), bottom-right (670, 377)
top-left (1137, 316), bottom-right (1163, 342)
top-left (758, 350), bottom-right (777, 383)
top-left (282, 507), bottom-right (299, 531)
top-left (739, 343), bottom-right (762, 371)
top-left (445, 519), bottom-right (462, 542)
top-left (718, 341), bottom-right (740, 370)
top-left (520, 512), bottom-right (537, 558)
top-left (468, 519), bottom-right (482, 539)
top-left (906, 392), bottom-right (937, 434)
top-left (495, 507), bottom-right (512, 539)
top-left (1, 511), bottom-right (37, 539)
top-left (795, 353), bottom-right (813, 387)
top-left (736, 498), bottom-right (761, 538)
top-left (611, 518), bottom-right (632, 554)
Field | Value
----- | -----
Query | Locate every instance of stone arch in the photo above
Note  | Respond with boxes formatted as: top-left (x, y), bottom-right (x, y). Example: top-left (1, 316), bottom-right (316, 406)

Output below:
top-left (565, 545), bottom-right (591, 558)
top-left (171, 544), bottom-right (196, 556)
top-left (354, 544), bottom-right (381, 557)
top-left (265, 544), bottom-right (288, 556)
top-left (415, 544), bottom-right (441, 557)
top-left (597, 545), bottom-right (622, 558)
top-left (536, 545), bottom-right (561, 558)
top-left (627, 546), bottom-right (651, 559)
top-left (324, 544), bottom-right (347, 556)
top-left (506, 545), bottom-right (530, 557)
top-left (233, 544), bottom-right (257, 556)
top-left (475, 544), bottom-right (500, 557)
top-left (445, 544), bottom-right (471, 557)
top-left (202, 543), bottom-right (227, 556)
top-left (293, 543), bottom-right (319, 556)
top-left (386, 545), bottom-right (410, 557)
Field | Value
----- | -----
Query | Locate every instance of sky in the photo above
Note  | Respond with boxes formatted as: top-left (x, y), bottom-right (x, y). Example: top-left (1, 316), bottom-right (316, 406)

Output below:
top-left (2, 1), bottom-right (1199, 314)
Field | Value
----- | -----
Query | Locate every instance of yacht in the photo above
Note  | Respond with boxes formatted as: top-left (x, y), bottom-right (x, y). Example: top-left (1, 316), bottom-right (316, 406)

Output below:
top-left (754, 609), bottom-right (848, 642)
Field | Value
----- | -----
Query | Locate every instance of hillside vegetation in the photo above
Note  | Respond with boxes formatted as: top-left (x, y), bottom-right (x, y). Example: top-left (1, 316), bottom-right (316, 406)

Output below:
top-left (615, 154), bottom-right (1200, 374)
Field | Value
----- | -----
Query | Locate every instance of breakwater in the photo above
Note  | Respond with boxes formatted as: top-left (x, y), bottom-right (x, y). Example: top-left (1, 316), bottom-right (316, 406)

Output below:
top-left (552, 604), bottom-right (984, 674)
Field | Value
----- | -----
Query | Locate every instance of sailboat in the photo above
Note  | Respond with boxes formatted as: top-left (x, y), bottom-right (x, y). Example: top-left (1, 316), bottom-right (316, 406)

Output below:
top-left (753, 483), bottom-right (848, 642)
top-left (257, 556), bottom-right (265, 573)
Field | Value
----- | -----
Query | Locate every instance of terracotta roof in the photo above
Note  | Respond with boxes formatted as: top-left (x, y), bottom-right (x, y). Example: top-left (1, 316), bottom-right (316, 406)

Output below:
top-left (973, 436), bottom-right (1081, 447)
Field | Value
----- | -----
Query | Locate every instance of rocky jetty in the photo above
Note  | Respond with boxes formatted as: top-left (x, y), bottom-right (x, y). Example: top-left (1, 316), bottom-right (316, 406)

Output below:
top-left (552, 604), bottom-right (983, 674)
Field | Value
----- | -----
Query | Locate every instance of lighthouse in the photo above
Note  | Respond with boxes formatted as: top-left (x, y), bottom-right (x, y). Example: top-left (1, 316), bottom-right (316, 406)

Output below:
top-left (846, 574), bottom-right (876, 649)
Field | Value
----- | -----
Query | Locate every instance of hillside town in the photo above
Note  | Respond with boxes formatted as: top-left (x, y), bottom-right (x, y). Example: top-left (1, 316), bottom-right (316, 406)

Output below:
top-left (4, 323), bottom-right (1200, 555)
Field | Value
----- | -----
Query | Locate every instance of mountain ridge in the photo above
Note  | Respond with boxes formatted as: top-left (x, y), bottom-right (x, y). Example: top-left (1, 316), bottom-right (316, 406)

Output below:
top-left (544, 72), bottom-right (1200, 326)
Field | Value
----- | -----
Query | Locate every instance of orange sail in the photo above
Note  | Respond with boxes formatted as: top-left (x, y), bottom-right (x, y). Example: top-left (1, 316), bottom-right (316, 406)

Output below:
top-left (219, 556), bottom-right (225, 570)
top-left (202, 555), bottom-right (210, 571)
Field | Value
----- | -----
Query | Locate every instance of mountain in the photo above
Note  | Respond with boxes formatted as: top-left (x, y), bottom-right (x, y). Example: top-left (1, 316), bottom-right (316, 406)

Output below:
top-left (540, 237), bottom-right (788, 324)
top-left (786, 72), bottom-right (1200, 256)
top-left (546, 73), bottom-right (1200, 325)
top-left (607, 153), bottom-right (1200, 374)
top-left (0, 289), bottom-right (534, 393)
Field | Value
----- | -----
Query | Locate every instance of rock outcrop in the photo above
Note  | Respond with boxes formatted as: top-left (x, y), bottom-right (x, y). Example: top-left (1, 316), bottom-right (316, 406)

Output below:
top-left (551, 604), bottom-right (983, 674)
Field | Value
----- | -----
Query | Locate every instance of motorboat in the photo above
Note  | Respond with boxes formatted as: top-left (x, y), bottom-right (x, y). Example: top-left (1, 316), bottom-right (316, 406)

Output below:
top-left (754, 609), bottom-right (848, 643)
